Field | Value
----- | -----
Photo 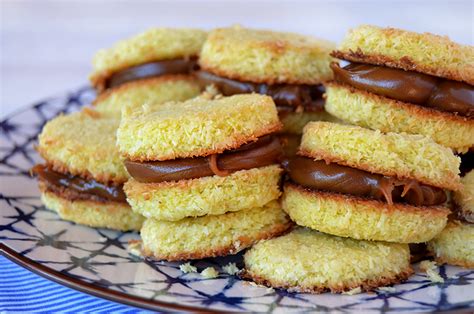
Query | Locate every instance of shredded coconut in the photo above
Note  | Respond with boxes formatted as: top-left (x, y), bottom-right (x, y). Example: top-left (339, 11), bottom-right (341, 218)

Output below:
top-left (420, 260), bottom-right (444, 283)
top-left (222, 262), bottom-right (240, 275)
top-left (201, 267), bottom-right (219, 279)
top-left (179, 262), bottom-right (197, 274)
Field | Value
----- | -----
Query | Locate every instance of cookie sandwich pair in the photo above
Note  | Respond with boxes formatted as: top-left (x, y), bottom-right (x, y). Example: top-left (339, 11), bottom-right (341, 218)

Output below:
top-left (117, 93), bottom-right (292, 260)
top-left (33, 109), bottom-right (144, 231)
top-left (91, 28), bottom-right (207, 116)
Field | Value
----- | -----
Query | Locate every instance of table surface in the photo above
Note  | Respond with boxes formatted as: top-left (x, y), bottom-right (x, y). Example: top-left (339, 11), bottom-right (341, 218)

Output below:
top-left (1, 0), bottom-right (473, 118)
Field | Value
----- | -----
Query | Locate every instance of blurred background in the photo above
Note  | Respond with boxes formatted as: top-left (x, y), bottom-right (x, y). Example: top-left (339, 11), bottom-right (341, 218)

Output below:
top-left (1, 0), bottom-right (473, 117)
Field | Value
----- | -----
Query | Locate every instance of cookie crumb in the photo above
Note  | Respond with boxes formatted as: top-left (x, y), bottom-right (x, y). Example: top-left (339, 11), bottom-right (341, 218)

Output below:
top-left (342, 287), bottom-right (362, 295)
top-left (222, 262), bottom-right (239, 275)
top-left (179, 262), bottom-right (197, 274)
top-left (420, 260), bottom-right (444, 283)
top-left (201, 267), bottom-right (219, 279)
top-left (127, 240), bottom-right (143, 258)
top-left (378, 286), bottom-right (396, 293)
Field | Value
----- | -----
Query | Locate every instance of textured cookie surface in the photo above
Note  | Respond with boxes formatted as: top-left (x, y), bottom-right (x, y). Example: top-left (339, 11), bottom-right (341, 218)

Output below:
top-left (243, 228), bottom-right (412, 293)
top-left (91, 28), bottom-right (207, 87)
top-left (427, 221), bottom-right (474, 268)
top-left (199, 26), bottom-right (335, 85)
top-left (37, 110), bottom-right (128, 184)
top-left (324, 83), bottom-right (474, 153)
top-left (125, 165), bottom-right (282, 221)
top-left (94, 75), bottom-right (201, 116)
top-left (117, 94), bottom-right (281, 161)
top-left (333, 25), bottom-right (474, 84)
top-left (141, 200), bottom-right (292, 261)
top-left (282, 183), bottom-right (449, 243)
top-left (280, 110), bottom-right (340, 134)
top-left (300, 121), bottom-right (461, 190)
top-left (41, 192), bottom-right (144, 231)
top-left (454, 170), bottom-right (474, 222)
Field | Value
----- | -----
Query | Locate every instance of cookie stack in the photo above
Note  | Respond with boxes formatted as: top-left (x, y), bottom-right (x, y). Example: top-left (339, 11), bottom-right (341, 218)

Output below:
top-left (33, 109), bottom-right (144, 231)
top-left (244, 25), bottom-right (471, 293)
top-left (244, 121), bottom-right (459, 292)
top-left (90, 28), bottom-right (207, 116)
top-left (324, 25), bottom-right (474, 267)
top-left (197, 26), bottom-right (338, 156)
top-left (117, 93), bottom-right (292, 260)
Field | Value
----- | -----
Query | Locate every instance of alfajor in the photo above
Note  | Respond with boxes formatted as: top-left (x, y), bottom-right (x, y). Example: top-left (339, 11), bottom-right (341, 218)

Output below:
top-left (282, 121), bottom-right (460, 243)
top-left (325, 25), bottom-right (474, 153)
top-left (117, 93), bottom-right (284, 221)
top-left (197, 26), bottom-right (337, 134)
top-left (90, 28), bottom-right (206, 115)
top-left (33, 109), bottom-right (144, 231)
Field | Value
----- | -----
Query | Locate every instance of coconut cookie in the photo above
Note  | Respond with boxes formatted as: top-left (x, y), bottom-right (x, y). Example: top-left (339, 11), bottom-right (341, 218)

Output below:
top-left (118, 94), bottom-right (284, 220)
top-left (325, 25), bottom-right (474, 153)
top-left (428, 221), bottom-right (474, 268)
top-left (243, 228), bottom-right (413, 293)
top-left (141, 201), bottom-right (292, 261)
top-left (33, 109), bottom-right (144, 231)
top-left (281, 121), bottom-right (459, 243)
top-left (197, 26), bottom-right (336, 134)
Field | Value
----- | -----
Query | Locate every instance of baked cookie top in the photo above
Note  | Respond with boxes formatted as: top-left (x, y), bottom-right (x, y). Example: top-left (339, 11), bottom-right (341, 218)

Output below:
top-left (333, 25), bottom-right (474, 85)
top-left (199, 26), bottom-right (335, 85)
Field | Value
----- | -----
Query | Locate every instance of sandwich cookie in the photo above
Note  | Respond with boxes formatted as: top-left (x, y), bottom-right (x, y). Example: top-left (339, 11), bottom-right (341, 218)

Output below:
top-left (90, 28), bottom-right (206, 115)
top-left (282, 121), bottom-right (460, 243)
top-left (117, 93), bottom-right (284, 221)
top-left (242, 228), bottom-right (412, 293)
top-left (33, 109), bottom-right (144, 231)
top-left (325, 25), bottom-right (474, 153)
top-left (141, 200), bottom-right (291, 261)
top-left (198, 26), bottom-right (337, 135)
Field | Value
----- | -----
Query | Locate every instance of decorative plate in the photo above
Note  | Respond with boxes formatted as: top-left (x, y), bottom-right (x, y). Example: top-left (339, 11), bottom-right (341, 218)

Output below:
top-left (1, 87), bottom-right (473, 313)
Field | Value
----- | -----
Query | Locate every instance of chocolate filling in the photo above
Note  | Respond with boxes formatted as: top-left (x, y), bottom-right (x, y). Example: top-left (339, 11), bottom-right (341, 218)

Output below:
top-left (286, 156), bottom-right (446, 206)
top-left (332, 62), bottom-right (474, 117)
top-left (106, 58), bottom-right (199, 89)
top-left (125, 135), bottom-right (283, 183)
top-left (32, 165), bottom-right (126, 203)
top-left (459, 150), bottom-right (474, 176)
top-left (196, 71), bottom-right (325, 113)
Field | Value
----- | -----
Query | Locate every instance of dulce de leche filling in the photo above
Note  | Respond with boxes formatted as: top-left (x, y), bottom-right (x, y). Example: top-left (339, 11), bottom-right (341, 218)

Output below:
top-left (286, 156), bottom-right (446, 206)
top-left (105, 58), bottom-right (199, 90)
top-left (196, 71), bottom-right (325, 114)
top-left (32, 165), bottom-right (126, 203)
top-left (332, 62), bottom-right (474, 118)
top-left (125, 135), bottom-right (283, 183)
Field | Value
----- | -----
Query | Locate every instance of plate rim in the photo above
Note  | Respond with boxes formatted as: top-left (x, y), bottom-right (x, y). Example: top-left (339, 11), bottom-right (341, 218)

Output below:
top-left (0, 243), bottom-right (225, 313)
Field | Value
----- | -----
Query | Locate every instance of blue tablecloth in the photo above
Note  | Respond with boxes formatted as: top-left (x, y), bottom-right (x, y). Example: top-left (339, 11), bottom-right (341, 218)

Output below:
top-left (0, 255), bottom-right (146, 313)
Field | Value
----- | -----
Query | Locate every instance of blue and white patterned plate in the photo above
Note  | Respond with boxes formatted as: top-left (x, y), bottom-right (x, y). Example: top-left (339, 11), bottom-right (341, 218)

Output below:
top-left (1, 87), bottom-right (473, 313)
